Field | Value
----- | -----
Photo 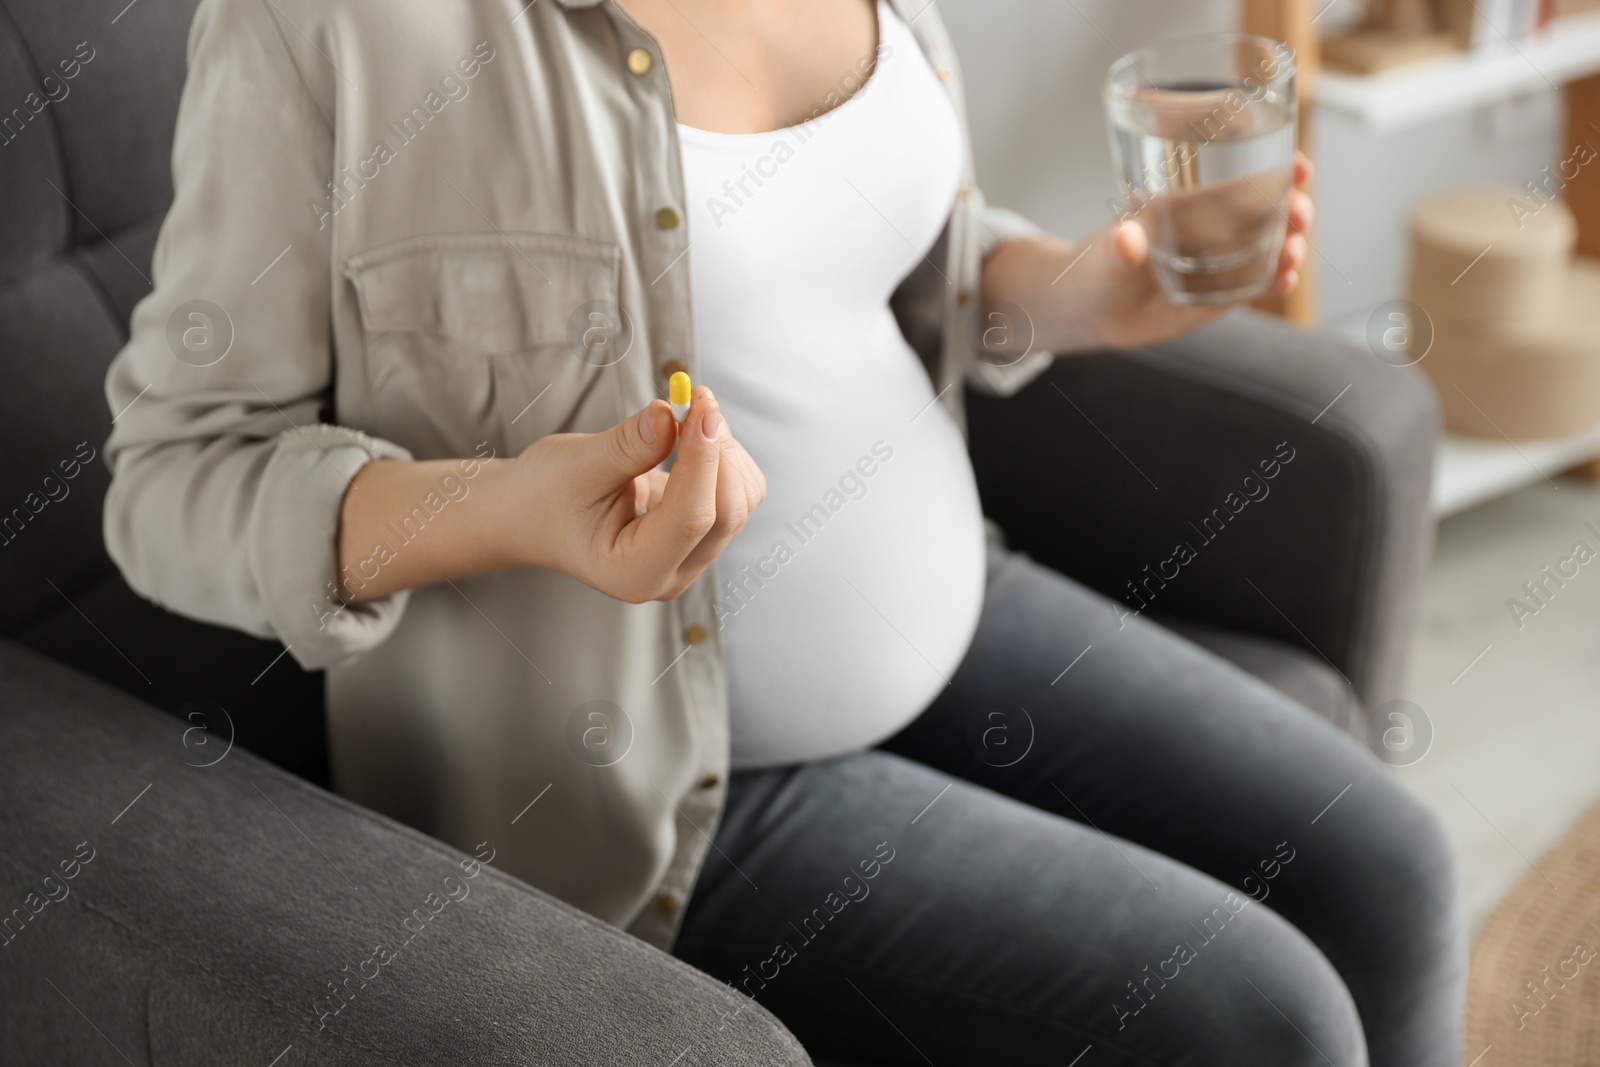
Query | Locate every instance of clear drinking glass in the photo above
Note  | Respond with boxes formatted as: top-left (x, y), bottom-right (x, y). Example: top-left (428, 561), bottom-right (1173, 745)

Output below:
top-left (1104, 33), bottom-right (1298, 305)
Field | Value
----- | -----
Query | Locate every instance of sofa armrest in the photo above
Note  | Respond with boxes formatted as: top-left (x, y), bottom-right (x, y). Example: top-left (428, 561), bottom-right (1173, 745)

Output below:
top-left (966, 309), bottom-right (1439, 710)
top-left (0, 640), bottom-right (809, 1066)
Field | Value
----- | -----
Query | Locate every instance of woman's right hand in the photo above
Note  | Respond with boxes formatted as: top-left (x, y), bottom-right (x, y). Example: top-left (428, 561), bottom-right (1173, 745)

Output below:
top-left (513, 386), bottom-right (766, 603)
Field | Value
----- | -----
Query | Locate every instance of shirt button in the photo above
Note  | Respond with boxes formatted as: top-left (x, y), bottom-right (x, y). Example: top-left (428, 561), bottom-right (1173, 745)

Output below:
top-left (627, 48), bottom-right (655, 76)
top-left (655, 206), bottom-right (681, 230)
top-left (935, 65), bottom-right (953, 84)
top-left (957, 290), bottom-right (972, 307)
top-left (683, 623), bottom-right (707, 645)
top-left (660, 358), bottom-right (688, 382)
top-left (654, 892), bottom-right (680, 917)
top-left (699, 771), bottom-right (722, 790)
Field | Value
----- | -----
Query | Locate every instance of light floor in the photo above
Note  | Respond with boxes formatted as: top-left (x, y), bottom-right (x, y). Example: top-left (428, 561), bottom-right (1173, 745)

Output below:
top-left (1396, 477), bottom-right (1600, 935)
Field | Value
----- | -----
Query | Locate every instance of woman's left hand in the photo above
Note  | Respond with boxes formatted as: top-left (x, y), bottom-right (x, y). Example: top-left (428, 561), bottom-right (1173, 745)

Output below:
top-left (980, 151), bottom-right (1314, 358)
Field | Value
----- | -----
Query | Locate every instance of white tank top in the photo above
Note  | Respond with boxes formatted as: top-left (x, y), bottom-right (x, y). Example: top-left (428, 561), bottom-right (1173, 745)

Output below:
top-left (678, 0), bottom-right (986, 769)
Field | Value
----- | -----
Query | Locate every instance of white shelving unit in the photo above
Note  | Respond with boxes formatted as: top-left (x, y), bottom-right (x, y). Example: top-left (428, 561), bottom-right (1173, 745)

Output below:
top-left (1317, 14), bottom-right (1600, 517)
top-left (1318, 11), bottom-right (1600, 131)
top-left (1433, 424), bottom-right (1600, 516)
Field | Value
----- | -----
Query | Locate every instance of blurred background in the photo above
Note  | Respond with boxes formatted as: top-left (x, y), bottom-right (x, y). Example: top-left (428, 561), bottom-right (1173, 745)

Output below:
top-left (2, 0), bottom-right (1594, 1057)
top-left (945, 0), bottom-right (1600, 1053)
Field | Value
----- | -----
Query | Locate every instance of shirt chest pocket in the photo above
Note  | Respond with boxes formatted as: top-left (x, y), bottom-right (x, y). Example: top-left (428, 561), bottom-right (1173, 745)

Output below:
top-left (344, 232), bottom-right (628, 460)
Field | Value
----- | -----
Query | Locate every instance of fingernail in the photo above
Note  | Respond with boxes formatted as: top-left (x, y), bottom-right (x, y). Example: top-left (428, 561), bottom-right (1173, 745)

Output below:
top-left (701, 404), bottom-right (722, 441)
top-left (639, 409), bottom-right (657, 446)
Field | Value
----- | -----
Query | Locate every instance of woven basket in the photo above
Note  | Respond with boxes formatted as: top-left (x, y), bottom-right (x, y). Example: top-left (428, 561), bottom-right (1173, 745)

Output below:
top-left (1409, 188), bottom-right (1600, 439)
top-left (1463, 799), bottom-right (1600, 1065)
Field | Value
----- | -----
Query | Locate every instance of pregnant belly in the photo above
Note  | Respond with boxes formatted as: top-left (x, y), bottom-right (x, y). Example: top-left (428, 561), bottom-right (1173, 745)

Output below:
top-left (717, 401), bottom-right (987, 770)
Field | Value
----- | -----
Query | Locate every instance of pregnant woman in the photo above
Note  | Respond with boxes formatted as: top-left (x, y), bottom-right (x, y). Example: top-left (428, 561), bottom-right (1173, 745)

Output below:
top-left (104, 0), bottom-right (1462, 1062)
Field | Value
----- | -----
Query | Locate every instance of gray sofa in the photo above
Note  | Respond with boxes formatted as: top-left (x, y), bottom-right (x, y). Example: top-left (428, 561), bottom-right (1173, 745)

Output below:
top-left (0, 0), bottom-right (1437, 1061)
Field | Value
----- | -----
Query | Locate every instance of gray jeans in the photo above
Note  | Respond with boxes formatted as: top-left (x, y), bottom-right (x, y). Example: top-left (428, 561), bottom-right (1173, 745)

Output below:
top-left (673, 545), bottom-right (1464, 1066)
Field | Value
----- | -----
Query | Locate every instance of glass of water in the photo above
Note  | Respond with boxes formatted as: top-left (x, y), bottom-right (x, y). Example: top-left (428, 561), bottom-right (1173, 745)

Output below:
top-left (1104, 33), bottom-right (1297, 305)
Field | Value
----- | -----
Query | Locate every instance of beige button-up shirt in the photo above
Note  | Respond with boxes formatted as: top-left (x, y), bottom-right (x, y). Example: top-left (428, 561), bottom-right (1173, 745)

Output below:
top-left (104, 0), bottom-right (1048, 950)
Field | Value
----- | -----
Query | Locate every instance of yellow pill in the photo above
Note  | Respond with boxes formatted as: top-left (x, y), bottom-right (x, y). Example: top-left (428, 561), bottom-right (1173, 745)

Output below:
top-left (668, 370), bottom-right (692, 422)
top-left (669, 371), bottom-right (691, 406)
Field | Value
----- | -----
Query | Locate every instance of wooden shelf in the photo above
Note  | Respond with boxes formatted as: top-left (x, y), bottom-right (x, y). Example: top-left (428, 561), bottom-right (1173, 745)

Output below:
top-left (1318, 11), bottom-right (1600, 131)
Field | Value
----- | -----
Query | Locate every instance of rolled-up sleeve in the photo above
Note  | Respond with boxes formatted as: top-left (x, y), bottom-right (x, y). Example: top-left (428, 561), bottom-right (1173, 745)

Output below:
top-left (963, 190), bottom-right (1056, 397)
top-left (975, 201), bottom-right (1045, 264)
top-left (103, 0), bottom-right (411, 670)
